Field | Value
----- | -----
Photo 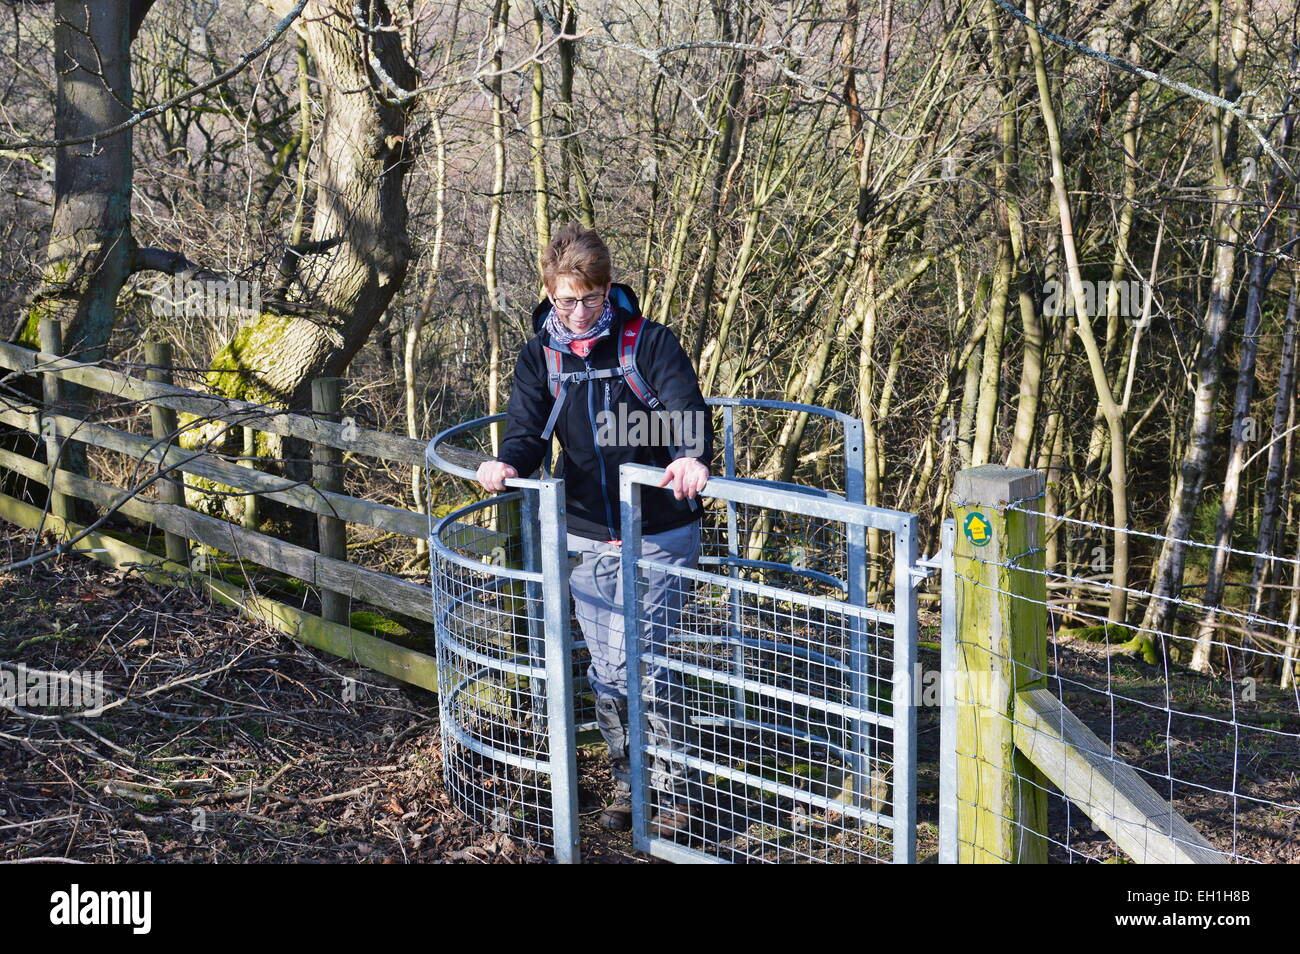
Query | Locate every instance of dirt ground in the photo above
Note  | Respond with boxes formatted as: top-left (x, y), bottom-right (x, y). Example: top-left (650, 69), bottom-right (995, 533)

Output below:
top-left (0, 524), bottom-right (651, 864)
top-left (2, 522), bottom-right (1296, 863)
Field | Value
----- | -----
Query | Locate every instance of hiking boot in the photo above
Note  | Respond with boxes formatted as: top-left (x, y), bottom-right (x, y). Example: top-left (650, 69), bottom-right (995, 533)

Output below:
top-left (650, 803), bottom-right (695, 839)
top-left (599, 792), bottom-right (633, 831)
top-left (595, 693), bottom-right (633, 831)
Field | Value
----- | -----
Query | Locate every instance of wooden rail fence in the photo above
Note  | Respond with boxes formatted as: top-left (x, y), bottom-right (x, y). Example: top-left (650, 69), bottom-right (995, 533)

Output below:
top-left (0, 318), bottom-right (487, 693)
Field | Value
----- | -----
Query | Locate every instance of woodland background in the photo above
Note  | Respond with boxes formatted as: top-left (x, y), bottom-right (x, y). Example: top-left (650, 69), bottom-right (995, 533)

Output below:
top-left (2, 0), bottom-right (1299, 680)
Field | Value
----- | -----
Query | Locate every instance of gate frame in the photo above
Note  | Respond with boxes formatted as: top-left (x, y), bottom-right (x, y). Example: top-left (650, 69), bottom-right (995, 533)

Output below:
top-left (425, 398), bottom-right (871, 865)
top-left (426, 474), bottom-right (581, 864)
top-left (618, 461), bottom-right (918, 864)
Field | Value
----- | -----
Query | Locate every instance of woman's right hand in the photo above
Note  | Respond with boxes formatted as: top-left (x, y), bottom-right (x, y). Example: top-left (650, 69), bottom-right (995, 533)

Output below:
top-left (476, 460), bottom-right (519, 493)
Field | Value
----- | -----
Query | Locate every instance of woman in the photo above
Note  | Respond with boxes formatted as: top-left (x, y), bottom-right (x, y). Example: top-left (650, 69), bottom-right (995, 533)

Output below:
top-left (476, 222), bottom-right (711, 834)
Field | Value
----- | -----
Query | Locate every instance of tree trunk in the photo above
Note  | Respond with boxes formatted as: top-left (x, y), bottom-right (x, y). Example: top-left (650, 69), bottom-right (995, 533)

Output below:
top-left (202, 0), bottom-right (416, 414)
top-left (406, 114), bottom-right (447, 545)
top-left (1026, 0), bottom-right (1133, 623)
top-left (175, 1), bottom-right (416, 529)
top-left (1191, 164), bottom-right (1292, 671)
top-left (15, 0), bottom-right (151, 359)
top-left (529, 5), bottom-right (551, 276)
top-left (556, 1), bottom-right (593, 228)
top-left (689, 9), bottom-right (747, 363)
top-left (484, 0), bottom-right (508, 452)
top-left (1250, 275), bottom-right (1300, 626)
top-left (972, 241), bottom-right (1009, 466)
top-left (1141, 0), bottom-right (1250, 640)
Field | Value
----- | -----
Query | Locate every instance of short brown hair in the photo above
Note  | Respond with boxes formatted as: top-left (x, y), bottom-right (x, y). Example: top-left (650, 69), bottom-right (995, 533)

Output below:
top-left (542, 222), bottom-right (611, 293)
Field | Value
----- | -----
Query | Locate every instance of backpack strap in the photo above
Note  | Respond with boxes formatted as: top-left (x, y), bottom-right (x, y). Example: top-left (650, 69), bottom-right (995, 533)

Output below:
top-left (540, 345), bottom-right (565, 441)
top-left (540, 345), bottom-right (625, 441)
top-left (538, 315), bottom-right (662, 440)
top-left (617, 316), bottom-right (663, 411)
top-left (543, 345), bottom-right (565, 399)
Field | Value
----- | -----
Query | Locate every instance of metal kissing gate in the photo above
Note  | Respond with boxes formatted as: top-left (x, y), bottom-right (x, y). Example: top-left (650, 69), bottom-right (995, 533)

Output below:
top-left (427, 477), bottom-right (581, 861)
top-left (426, 399), bottom-right (919, 863)
top-left (620, 463), bottom-right (917, 863)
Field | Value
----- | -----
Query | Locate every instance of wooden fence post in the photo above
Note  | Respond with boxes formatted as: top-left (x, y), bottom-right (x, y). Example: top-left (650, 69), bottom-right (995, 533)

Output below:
top-left (144, 339), bottom-right (192, 566)
top-left (951, 464), bottom-right (1050, 863)
top-left (37, 318), bottom-right (74, 525)
top-left (312, 377), bottom-right (349, 625)
top-left (240, 426), bottom-right (260, 530)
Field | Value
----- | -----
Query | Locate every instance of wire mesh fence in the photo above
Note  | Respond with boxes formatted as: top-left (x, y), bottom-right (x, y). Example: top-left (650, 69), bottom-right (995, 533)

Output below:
top-left (621, 462), bottom-right (917, 864)
top-left (942, 473), bottom-right (1300, 864)
top-left (429, 486), bottom-right (579, 862)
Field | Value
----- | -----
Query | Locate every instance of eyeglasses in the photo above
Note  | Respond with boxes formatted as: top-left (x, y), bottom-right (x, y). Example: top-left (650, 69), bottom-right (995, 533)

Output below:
top-left (552, 292), bottom-right (605, 312)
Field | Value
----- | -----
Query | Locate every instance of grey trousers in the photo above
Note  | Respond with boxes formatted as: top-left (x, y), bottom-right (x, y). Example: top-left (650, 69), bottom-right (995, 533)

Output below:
top-left (568, 520), bottom-right (700, 798)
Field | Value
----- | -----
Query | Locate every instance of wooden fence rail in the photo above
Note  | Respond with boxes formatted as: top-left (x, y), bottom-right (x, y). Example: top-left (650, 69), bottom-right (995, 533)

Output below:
top-left (0, 320), bottom-right (490, 692)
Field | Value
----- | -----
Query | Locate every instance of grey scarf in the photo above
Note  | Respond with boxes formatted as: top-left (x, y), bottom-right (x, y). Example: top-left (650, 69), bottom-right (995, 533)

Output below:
top-left (543, 295), bottom-right (615, 346)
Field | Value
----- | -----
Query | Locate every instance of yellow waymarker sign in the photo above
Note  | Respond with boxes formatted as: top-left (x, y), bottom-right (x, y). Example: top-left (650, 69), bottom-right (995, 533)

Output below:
top-left (963, 512), bottom-right (991, 547)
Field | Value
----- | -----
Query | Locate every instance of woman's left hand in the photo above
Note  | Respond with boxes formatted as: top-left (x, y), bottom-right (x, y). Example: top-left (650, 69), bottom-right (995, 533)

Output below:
top-left (659, 457), bottom-right (710, 501)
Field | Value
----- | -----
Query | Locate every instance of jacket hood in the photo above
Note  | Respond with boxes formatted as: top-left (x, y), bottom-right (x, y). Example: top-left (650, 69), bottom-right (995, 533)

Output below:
top-left (531, 282), bottom-right (641, 334)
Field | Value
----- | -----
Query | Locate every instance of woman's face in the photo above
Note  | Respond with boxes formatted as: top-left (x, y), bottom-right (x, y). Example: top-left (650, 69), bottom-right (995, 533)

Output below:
top-left (549, 277), bottom-right (611, 335)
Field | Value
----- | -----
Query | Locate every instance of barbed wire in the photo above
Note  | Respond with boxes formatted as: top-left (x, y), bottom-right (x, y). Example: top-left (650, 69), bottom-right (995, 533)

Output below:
top-left (1008, 502), bottom-right (1300, 571)
top-left (983, 548), bottom-right (1300, 641)
top-left (957, 564), bottom-right (1298, 671)
top-left (991, 0), bottom-right (1297, 180)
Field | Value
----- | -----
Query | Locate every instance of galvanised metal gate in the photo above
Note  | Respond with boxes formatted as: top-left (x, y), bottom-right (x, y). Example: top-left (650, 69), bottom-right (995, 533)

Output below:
top-left (427, 476), bottom-right (581, 864)
top-left (619, 462), bottom-right (918, 863)
top-left (425, 397), bottom-right (904, 864)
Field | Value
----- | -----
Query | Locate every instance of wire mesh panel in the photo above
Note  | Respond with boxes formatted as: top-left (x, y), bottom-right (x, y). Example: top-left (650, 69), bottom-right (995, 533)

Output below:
top-left (700, 496), bottom-right (859, 592)
top-left (426, 415), bottom-right (599, 735)
top-left (939, 483), bottom-right (1300, 864)
top-left (429, 483), bottom-right (579, 863)
top-left (1015, 504), bottom-right (1300, 864)
top-left (619, 462), bottom-right (918, 864)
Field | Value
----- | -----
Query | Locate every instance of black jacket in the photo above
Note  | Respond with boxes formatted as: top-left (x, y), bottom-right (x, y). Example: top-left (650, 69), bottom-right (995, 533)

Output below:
top-left (496, 283), bottom-right (714, 541)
